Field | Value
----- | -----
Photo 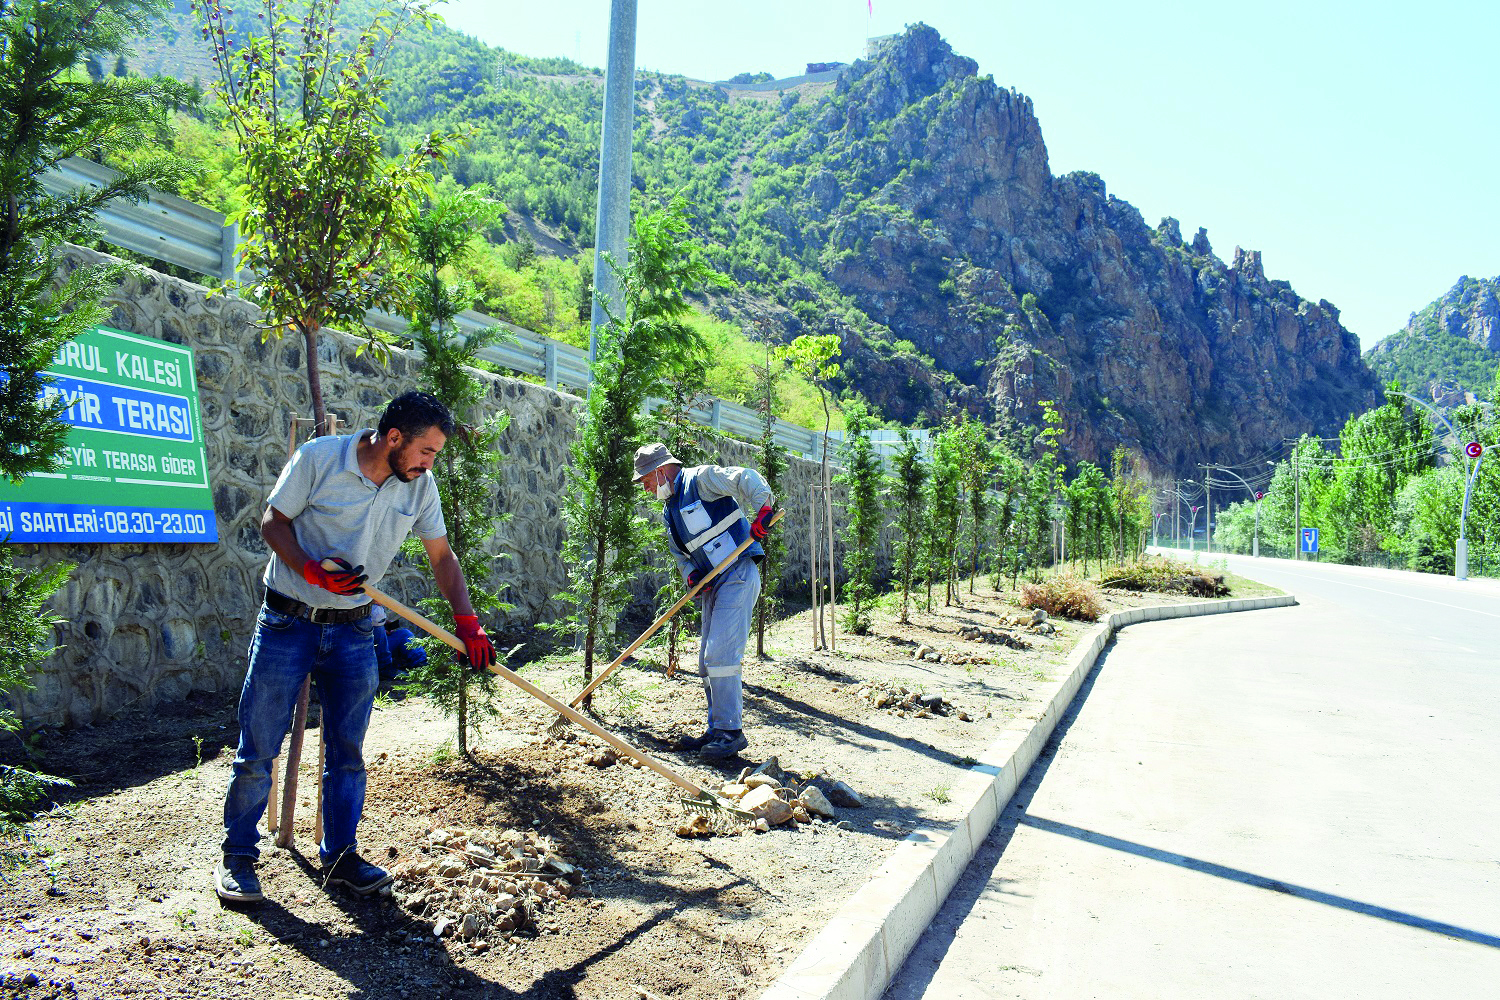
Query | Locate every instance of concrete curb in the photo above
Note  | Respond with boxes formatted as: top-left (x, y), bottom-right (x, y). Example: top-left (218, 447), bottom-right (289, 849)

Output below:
top-left (759, 593), bottom-right (1298, 1000)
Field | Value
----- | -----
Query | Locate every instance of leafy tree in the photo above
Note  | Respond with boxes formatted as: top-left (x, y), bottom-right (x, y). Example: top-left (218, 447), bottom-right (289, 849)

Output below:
top-left (750, 337), bottom-right (789, 657)
top-left (398, 186), bottom-right (513, 756)
top-left (836, 397), bottom-right (883, 635)
top-left (949, 416), bottom-right (995, 593)
top-left (2, 0), bottom-right (183, 481)
top-left (552, 197), bottom-right (720, 701)
top-left (889, 426), bottom-right (927, 623)
top-left (776, 333), bottom-right (841, 647)
top-left (985, 447), bottom-right (1026, 591)
top-left (648, 355), bottom-right (715, 677)
top-left (1328, 382), bottom-right (1434, 559)
top-left (1, 0), bottom-right (179, 867)
top-left (0, 550), bottom-right (74, 878)
top-left (1062, 461), bottom-right (1108, 574)
top-left (196, 0), bottom-right (463, 428)
top-left (1109, 449), bottom-right (1152, 562)
top-left (927, 420), bottom-right (966, 605)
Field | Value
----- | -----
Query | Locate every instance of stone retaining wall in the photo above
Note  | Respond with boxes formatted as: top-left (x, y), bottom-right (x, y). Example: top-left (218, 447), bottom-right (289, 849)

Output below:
top-left (12, 249), bottom-right (886, 727)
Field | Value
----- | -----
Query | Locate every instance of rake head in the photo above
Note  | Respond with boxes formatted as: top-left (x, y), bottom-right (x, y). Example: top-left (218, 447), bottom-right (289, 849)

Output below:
top-left (677, 789), bottom-right (755, 834)
top-left (545, 712), bottom-right (573, 739)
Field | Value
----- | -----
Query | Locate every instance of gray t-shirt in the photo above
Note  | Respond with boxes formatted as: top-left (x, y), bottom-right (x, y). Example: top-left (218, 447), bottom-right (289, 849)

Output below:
top-left (262, 430), bottom-right (447, 609)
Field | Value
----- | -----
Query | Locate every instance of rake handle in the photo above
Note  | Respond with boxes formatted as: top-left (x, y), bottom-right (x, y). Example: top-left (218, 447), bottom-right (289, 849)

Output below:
top-left (361, 584), bottom-right (708, 799)
top-left (568, 508), bottom-right (784, 709)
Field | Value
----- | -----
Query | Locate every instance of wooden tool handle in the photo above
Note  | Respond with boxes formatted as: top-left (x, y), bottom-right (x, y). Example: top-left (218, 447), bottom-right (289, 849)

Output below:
top-left (568, 508), bottom-right (785, 708)
top-left (361, 585), bottom-right (707, 798)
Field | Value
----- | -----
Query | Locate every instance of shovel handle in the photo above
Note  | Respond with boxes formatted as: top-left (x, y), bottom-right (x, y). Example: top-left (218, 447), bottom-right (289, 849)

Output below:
top-left (568, 508), bottom-right (784, 708)
top-left (360, 584), bottom-right (708, 799)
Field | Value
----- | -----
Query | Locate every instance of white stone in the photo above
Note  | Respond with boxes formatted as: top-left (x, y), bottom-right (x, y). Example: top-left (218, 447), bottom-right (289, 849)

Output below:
top-left (800, 786), bottom-right (837, 818)
top-left (741, 784), bottom-right (794, 825)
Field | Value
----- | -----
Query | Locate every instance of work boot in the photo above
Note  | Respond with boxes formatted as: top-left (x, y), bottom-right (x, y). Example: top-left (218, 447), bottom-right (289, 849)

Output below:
top-left (215, 855), bottom-right (264, 904)
top-left (324, 850), bottom-right (394, 896)
top-left (675, 729), bottom-right (714, 752)
top-left (699, 729), bottom-right (748, 760)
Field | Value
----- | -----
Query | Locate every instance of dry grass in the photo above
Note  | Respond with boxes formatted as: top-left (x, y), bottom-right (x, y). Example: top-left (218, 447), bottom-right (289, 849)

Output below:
top-left (1097, 557), bottom-right (1230, 597)
top-left (1019, 574), bottom-right (1104, 621)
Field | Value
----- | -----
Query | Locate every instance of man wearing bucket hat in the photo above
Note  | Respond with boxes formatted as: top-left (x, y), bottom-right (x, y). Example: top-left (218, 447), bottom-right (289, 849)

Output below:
top-left (635, 442), bottom-right (776, 759)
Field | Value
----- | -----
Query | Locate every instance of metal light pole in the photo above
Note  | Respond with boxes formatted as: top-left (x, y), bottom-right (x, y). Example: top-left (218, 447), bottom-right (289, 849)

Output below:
top-left (1189, 505), bottom-right (1202, 551)
top-left (1208, 465), bottom-right (1265, 557)
top-left (1389, 389), bottom-right (1477, 580)
top-left (588, 0), bottom-right (638, 366)
top-left (1458, 443), bottom-right (1487, 579)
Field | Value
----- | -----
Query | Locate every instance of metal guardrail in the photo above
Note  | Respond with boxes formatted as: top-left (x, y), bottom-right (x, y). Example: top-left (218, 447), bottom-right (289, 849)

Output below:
top-left (39, 158), bottom-right (239, 281)
top-left (43, 156), bottom-right (931, 461)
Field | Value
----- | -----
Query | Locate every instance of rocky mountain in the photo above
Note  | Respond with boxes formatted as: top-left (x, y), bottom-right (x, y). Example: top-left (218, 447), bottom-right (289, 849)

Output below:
top-left (1366, 276), bottom-right (1500, 405)
top-left (709, 26), bottom-right (1381, 475)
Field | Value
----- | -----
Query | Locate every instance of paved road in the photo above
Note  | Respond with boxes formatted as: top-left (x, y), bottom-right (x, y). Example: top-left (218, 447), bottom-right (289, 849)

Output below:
top-left (885, 559), bottom-right (1500, 999)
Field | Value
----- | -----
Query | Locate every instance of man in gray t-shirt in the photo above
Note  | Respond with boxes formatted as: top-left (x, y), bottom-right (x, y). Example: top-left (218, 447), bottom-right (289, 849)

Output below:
top-left (216, 392), bottom-right (496, 905)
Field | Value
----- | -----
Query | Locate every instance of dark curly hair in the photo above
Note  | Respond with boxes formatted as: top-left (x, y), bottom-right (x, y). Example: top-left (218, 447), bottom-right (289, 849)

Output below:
top-left (377, 391), bottom-right (456, 439)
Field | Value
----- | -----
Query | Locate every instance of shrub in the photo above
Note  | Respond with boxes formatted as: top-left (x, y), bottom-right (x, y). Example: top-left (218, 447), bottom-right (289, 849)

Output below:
top-left (1097, 557), bottom-right (1229, 597)
top-left (1020, 575), bottom-right (1103, 621)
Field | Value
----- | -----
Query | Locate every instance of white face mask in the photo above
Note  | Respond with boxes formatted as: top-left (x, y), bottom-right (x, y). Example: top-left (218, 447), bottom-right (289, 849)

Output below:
top-left (654, 477), bottom-right (675, 501)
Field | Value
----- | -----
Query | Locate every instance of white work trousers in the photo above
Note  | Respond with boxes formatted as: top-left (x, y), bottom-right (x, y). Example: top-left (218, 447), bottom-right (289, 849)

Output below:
top-left (697, 557), bottom-right (761, 731)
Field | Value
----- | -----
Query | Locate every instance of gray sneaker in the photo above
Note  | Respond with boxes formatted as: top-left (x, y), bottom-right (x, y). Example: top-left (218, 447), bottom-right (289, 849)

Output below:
top-left (215, 856), bottom-right (264, 903)
top-left (324, 850), bottom-right (394, 896)
top-left (699, 729), bottom-right (748, 760)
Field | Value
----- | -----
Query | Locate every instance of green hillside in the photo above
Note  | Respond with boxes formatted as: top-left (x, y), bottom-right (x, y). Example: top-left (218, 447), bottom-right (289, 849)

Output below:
top-left (1367, 276), bottom-right (1500, 401)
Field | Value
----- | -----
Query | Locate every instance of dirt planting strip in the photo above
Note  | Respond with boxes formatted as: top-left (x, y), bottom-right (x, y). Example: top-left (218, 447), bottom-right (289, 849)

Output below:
top-left (1, 585), bottom-right (1218, 999)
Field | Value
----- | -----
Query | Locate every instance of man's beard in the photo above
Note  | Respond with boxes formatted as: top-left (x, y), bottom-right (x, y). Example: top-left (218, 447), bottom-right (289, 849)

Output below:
top-left (387, 446), bottom-right (423, 482)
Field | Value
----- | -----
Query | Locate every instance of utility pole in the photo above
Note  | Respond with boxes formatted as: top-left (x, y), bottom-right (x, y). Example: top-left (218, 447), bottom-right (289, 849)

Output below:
top-left (588, 0), bottom-right (638, 366)
top-left (1293, 450), bottom-right (1301, 561)
top-left (1199, 466), bottom-right (1211, 554)
top-left (1175, 480), bottom-right (1180, 548)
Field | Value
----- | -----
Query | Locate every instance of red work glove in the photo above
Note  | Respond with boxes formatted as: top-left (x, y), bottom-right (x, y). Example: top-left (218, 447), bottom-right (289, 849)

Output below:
top-left (687, 569), bottom-right (714, 594)
top-left (453, 614), bottom-right (494, 672)
top-left (302, 557), bottom-right (368, 596)
top-left (750, 504), bottom-right (775, 540)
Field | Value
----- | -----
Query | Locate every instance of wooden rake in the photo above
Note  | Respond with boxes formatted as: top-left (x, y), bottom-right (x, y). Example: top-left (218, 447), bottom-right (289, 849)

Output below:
top-left (549, 509), bottom-right (784, 737)
top-left (360, 584), bottom-right (753, 830)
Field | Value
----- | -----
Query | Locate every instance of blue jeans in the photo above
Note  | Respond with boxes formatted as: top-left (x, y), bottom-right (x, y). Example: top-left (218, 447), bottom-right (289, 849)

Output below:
top-left (221, 603), bottom-right (379, 864)
top-left (697, 558), bottom-right (761, 731)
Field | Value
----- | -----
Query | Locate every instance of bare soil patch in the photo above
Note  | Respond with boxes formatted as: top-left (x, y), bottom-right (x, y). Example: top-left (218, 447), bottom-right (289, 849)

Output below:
top-left (1, 582), bottom-right (1221, 999)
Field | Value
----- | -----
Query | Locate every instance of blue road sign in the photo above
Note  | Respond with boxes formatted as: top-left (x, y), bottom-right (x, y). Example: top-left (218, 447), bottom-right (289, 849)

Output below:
top-left (1301, 527), bottom-right (1319, 553)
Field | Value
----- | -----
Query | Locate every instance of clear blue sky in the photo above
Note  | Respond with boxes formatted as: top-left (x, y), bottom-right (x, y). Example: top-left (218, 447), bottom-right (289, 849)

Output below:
top-left (441, 0), bottom-right (1500, 350)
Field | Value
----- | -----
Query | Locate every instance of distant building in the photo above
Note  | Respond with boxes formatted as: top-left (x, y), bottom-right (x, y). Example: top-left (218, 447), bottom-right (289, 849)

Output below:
top-left (865, 35), bottom-right (899, 58)
top-left (805, 61), bottom-right (848, 74)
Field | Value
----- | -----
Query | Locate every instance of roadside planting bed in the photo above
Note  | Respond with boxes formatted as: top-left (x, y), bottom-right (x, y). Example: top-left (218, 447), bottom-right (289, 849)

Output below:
top-left (2, 583), bottom-right (1209, 999)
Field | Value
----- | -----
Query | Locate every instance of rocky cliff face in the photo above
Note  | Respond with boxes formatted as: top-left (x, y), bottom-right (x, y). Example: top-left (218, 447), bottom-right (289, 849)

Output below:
top-left (1364, 275), bottom-right (1500, 404)
top-left (752, 25), bottom-right (1381, 476)
top-left (1411, 277), bottom-right (1500, 353)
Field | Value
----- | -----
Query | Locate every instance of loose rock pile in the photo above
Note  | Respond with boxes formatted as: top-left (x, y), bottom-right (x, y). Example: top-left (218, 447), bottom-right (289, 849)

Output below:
top-left (911, 644), bottom-right (997, 665)
top-left (677, 758), bottom-right (863, 836)
top-left (1001, 609), bottom-right (1057, 635)
top-left (953, 625), bottom-right (1030, 648)
top-left (393, 827), bottom-right (587, 949)
top-left (850, 680), bottom-right (971, 721)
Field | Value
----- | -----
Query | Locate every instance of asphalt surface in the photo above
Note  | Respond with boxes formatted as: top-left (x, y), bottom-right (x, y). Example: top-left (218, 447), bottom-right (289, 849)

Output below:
top-left (884, 558), bottom-right (1500, 999)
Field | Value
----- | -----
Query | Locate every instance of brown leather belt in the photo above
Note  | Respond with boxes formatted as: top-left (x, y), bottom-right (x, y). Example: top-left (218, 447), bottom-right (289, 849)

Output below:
top-left (264, 589), bottom-right (371, 625)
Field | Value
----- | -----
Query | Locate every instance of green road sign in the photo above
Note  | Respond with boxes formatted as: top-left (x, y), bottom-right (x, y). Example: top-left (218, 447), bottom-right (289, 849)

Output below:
top-left (1, 326), bottom-right (217, 543)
